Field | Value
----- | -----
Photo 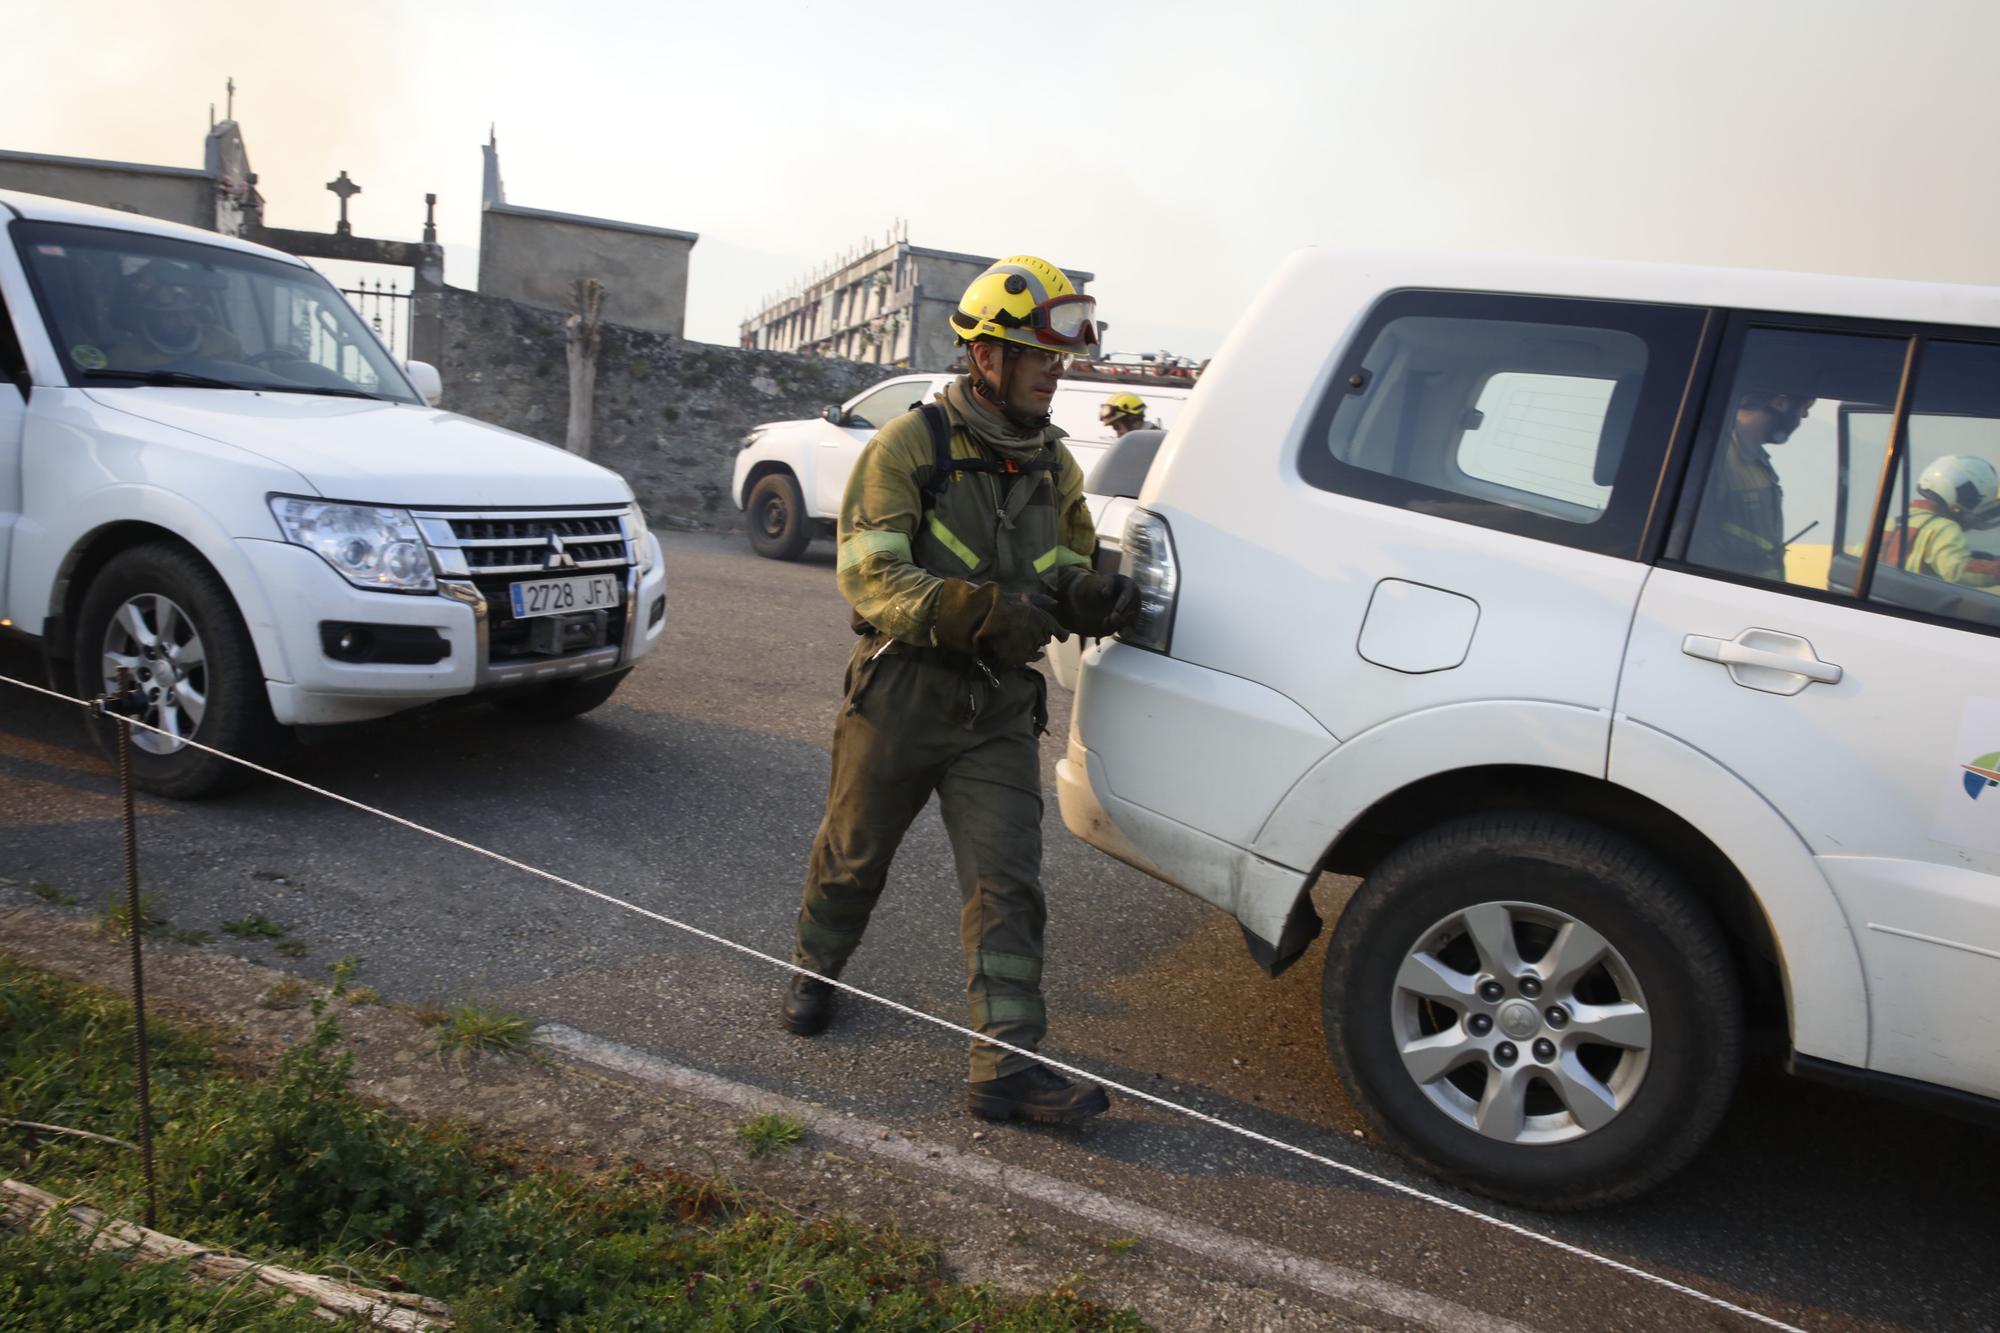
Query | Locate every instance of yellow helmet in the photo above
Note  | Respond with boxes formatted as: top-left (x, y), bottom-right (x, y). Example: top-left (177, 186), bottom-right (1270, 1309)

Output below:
top-left (951, 255), bottom-right (1099, 352)
top-left (1099, 392), bottom-right (1146, 424)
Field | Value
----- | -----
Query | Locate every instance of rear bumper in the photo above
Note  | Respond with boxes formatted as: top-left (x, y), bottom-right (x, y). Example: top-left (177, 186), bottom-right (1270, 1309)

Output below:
top-left (1057, 725), bottom-right (1313, 955)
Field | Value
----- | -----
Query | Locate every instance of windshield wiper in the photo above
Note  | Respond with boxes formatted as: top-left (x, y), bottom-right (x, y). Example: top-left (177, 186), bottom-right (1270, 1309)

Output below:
top-left (84, 368), bottom-right (249, 390)
top-left (251, 384), bottom-right (391, 402)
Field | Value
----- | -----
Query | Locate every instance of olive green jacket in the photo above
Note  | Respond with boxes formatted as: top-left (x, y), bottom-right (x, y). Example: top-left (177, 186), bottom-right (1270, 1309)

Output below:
top-left (1695, 433), bottom-right (1786, 581)
top-left (835, 394), bottom-right (1097, 645)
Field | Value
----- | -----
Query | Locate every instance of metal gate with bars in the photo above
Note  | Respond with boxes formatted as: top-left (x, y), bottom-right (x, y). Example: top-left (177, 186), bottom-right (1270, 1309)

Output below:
top-left (339, 278), bottom-right (414, 359)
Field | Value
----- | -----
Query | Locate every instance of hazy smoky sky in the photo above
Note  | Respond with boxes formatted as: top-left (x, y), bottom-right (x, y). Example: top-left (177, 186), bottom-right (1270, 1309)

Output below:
top-left (7, 0), bottom-right (1996, 357)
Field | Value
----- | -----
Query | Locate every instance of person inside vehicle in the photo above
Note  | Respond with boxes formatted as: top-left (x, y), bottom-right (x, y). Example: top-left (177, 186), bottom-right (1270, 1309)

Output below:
top-left (1099, 391), bottom-right (1154, 438)
top-left (1880, 454), bottom-right (2000, 588)
top-left (108, 260), bottom-right (243, 369)
top-left (1692, 384), bottom-right (1818, 581)
top-left (780, 255), bottom-right (1138, 1127)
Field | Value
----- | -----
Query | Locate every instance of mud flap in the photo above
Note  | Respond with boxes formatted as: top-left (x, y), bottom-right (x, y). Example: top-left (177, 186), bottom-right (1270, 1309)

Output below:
top-left (1240, 889), bottom-right (1324, 979)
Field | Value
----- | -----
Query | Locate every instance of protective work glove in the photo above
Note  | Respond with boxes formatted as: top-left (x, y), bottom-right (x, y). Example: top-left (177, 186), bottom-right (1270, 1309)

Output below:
top-left (934, 580), bottom-right (1069, 670)
top-left (1060, 572), bottom-right (1141, 637)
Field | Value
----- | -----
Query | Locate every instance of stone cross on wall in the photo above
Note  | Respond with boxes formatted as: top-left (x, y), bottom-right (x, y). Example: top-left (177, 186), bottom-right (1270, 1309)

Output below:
top-left (326, 170), bottom-right (361, 236)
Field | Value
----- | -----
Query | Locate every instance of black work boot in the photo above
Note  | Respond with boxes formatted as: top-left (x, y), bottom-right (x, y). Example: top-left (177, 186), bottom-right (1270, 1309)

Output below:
top-left (967, 1063), bottom-right (1111, 1125)
top-left (781, 971), bottom-right (837, 1036)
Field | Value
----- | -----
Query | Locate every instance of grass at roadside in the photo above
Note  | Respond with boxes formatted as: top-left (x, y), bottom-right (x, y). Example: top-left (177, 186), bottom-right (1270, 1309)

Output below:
top-left (0, 957), bottom-right (1145, 1330)
top-left (434, 999), bottom-right (536, 1059)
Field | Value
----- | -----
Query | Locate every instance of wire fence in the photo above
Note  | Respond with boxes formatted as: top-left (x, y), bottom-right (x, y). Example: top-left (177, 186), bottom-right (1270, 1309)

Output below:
top-left (0, 668), bottom-right (1809, 1333)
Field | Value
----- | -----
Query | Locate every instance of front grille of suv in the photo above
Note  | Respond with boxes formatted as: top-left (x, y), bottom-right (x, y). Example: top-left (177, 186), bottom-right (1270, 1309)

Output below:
top-left (446, 514), bottom-right (626, 574)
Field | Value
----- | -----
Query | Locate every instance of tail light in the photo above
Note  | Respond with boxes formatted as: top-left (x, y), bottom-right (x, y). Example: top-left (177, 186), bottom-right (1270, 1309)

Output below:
top-left (1117, 509), bottom-right (1179, 654)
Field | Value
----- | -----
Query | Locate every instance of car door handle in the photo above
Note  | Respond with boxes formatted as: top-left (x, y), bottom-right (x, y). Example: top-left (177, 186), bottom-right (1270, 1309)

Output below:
top-left (1682, 629), bottom-right (1843, 694)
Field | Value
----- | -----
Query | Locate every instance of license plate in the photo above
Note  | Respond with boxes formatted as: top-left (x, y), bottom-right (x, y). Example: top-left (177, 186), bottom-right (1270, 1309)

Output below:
top-left (509, 573), bottom-right (621, 619)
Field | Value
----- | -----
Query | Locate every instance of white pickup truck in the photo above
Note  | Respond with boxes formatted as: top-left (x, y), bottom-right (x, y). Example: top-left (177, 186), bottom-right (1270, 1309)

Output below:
top-left (0, 190), bottom-right (667, 796)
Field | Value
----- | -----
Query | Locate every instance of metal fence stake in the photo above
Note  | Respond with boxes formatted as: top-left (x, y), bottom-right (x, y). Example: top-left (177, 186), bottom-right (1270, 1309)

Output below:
top-left (101, 666), bottom-right (158, 1229)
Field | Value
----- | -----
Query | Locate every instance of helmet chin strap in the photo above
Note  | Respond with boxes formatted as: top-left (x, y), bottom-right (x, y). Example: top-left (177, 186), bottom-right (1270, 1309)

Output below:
top-left (970, 342), bottom-right (1050, 432)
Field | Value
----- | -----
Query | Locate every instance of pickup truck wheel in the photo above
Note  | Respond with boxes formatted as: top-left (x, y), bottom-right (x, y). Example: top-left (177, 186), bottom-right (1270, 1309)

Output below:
top-left (75, 544), bottom-right (284, 798)
top-left (491, 669), bottom-right (628, 721)
top-left (746, 473), bottom-right (811, 561)
top-left (1323, 812), bottom-right (1741, 1210)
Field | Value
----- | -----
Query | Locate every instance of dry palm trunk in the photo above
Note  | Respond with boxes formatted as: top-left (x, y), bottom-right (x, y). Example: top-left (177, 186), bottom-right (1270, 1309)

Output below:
top-left (1, 1178), bottom-right (452, 1330)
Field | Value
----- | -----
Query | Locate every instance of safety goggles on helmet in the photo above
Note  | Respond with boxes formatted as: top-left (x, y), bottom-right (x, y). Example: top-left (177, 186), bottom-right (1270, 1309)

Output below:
top-left (974, 294), bottom-right (1098, 349)
top-left (1025, 294), bottom-right (1098, 348)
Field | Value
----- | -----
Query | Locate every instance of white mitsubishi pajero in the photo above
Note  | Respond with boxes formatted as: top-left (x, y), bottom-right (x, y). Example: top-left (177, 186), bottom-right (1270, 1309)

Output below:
top-left (0, 191), bottom-right (666, 797)
top-left (1061, 249), bottom-right (2000, 1208)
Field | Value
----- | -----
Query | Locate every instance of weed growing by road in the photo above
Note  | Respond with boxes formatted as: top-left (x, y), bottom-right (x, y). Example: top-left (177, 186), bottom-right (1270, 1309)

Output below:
top-left (221, 914), bottom-right (285, 940)
top-left (256, 978), bottom-right (310, 1011)
top-left (434, 1001), bottom-right (533, 1060)
top-left (0, 958), bottom-right (1146, 1331)
top-left (168, 928), bottom-right (212, 947)
top-left (1104, 1236), bottom-right (1138, 1256)
top-left (737, 1112), bottom-right (807, 1157)
top-left (93, 892), bottom-right (166, 939)
top-left (274, 940), bottom-right (308, 959)
top-left (27, 882), bottom-right (78, 907)
top-left (325, 958), bottom-right (376, 1006)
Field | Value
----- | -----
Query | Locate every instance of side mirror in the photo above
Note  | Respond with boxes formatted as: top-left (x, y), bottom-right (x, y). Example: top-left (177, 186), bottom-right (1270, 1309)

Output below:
top-left (822, 404), bottom-right (844, 425)
top-left (404, 360), bottom-right (443, 407)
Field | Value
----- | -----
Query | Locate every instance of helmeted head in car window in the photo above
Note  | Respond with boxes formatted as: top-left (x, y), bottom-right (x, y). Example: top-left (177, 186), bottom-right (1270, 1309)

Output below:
top-left (120, 261), bottom-right (226, 357)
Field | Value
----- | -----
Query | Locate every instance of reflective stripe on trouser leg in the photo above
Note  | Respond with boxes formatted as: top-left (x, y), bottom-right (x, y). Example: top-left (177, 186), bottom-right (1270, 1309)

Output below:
top-left (936, 675), bottom-right (1049, 1081)
top-left (792, 650), bottom-right (945, 974)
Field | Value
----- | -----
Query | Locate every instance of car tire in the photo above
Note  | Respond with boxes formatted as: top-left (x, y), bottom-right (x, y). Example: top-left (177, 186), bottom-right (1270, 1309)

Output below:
top-left (745, 472), bottom-right (811, 561)
top-left (490, 669), bottom-right (628, 722)
top-left (1323, 812), bottom-right (1742, 1211)
top-left (74, 543), bottom-right (285, 799)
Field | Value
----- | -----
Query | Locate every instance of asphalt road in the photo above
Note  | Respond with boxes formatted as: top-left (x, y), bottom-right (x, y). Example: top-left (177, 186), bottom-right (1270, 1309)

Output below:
top-left (3, 529), bottom-right (1994, 1332)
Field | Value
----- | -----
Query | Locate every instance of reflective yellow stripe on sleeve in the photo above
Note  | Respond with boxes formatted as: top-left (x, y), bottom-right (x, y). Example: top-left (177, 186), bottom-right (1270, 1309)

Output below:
top-left (838, 528), bottom-right (912, 571)
top-left (927, 514), bottom-right (981, 570)
top-left (1034, 546), bottom-right (1092, 574)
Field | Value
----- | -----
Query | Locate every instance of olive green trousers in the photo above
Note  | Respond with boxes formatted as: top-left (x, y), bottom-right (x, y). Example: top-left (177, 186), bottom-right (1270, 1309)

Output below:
top-left (791, 637), bottom-right (1049, 1081)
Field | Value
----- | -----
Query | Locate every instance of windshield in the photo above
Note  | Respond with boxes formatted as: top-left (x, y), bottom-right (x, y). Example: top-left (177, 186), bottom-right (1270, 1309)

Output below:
top-left (11, 220), bottom-right (419, 403)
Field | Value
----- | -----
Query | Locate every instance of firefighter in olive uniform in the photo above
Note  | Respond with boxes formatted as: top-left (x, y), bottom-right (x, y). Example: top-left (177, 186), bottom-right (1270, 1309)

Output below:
top-left (781, 256), bottom-right (1138, 1125)
top-left (1692, 386), bottom-right (1817, 582)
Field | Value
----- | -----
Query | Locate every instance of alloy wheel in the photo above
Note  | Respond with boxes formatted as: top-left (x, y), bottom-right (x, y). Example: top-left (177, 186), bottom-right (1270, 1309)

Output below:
top-left (1391, 900), bottom-right (1653, 1145)
top-left (99, 593), bottom-right (208, 755)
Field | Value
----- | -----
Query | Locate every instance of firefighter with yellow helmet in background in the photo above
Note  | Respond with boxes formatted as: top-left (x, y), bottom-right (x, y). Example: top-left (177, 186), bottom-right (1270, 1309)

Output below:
top-left (781, 255), bottom-right (1137, 1125)
top-left (1099, 391), bottom-right (1153, 438)
top-left (1883, 454), bottom-right (2000, 588)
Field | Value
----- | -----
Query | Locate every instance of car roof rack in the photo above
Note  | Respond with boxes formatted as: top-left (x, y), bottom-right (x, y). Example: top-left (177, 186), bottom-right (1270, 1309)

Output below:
top-left (1063, 350), bottom-right (1206, 388)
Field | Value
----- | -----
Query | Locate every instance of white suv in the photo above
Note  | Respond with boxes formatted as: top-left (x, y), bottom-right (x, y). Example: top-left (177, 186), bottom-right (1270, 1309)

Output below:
top-left (731, 371), bottom-right (1190, 559)
top-left (0, 191), bottom-right (667, 796)
top-left (1061, 249), bottom-right (2000, 1208)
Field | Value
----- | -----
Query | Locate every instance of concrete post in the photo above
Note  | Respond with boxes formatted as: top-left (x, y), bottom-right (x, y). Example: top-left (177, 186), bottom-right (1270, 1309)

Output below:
top-left (564, 278), bottom-right (605, 458)
top-left (409, 240), bottom-right (446, 370)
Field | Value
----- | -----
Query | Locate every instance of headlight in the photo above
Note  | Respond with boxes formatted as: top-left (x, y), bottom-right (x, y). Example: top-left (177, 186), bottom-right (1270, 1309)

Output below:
top-left (628, 502), bottom-right (657, 573)
top-left (1117, 509), bottom-right (1179, 654)
top-left (269, 497), bottom-right (435, 592)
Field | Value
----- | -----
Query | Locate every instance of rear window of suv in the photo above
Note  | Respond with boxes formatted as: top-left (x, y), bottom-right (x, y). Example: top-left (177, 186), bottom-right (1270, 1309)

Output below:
top-left (1300, 290), bottom-right (1707, 558)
